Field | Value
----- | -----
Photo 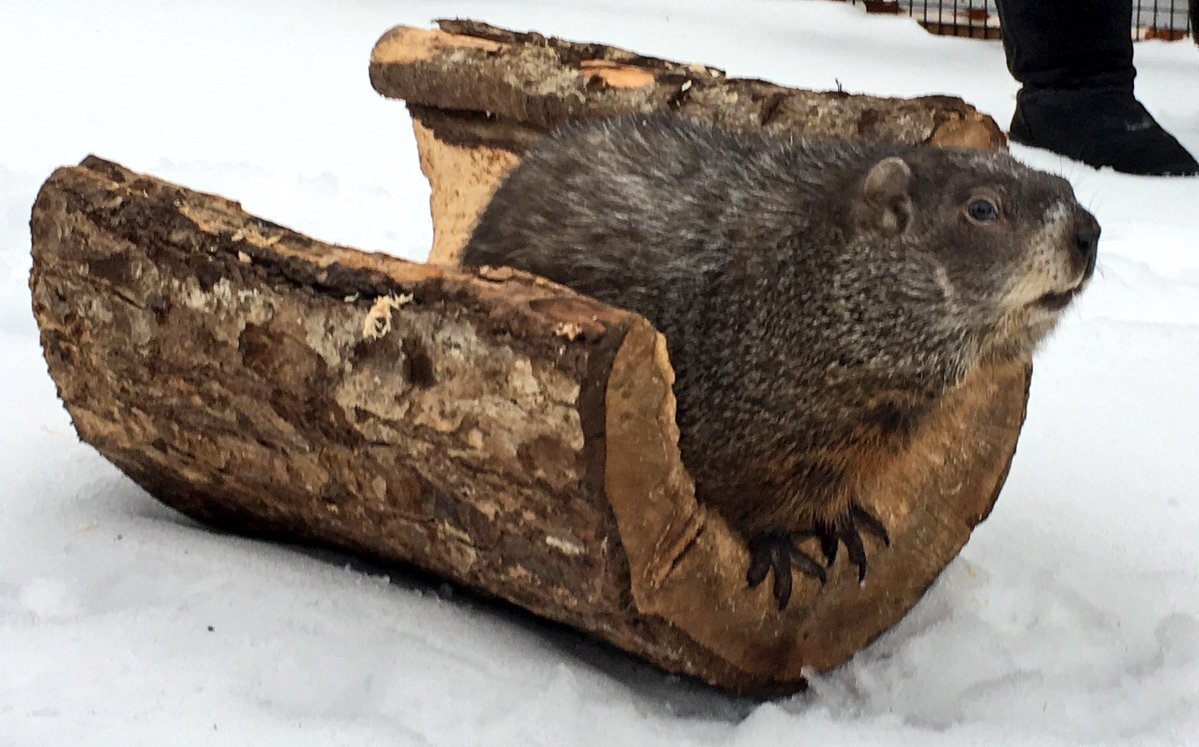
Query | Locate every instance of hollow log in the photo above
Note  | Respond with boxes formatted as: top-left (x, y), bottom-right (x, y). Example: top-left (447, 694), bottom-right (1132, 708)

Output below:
top-left (30, 157), bottom-right (1030, 696)
top-left (368, 19), bottom-right (1008, 265)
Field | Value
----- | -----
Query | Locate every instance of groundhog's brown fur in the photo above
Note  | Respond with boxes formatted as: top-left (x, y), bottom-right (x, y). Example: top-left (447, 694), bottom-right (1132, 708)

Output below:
top-left (462, 116), bottom-right (1099, 608)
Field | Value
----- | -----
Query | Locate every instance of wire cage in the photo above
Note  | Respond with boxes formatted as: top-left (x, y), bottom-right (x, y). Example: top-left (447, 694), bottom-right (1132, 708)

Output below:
top-left (851, 1), bottom-right (1195, 41)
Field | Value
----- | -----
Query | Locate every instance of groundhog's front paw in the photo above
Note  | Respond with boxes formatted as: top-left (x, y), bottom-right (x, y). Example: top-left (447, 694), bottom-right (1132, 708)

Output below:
top-left (817, 503), bottom-right (891, 583)
top-left (746, 531), bottom-right (827, 610)
top-left (745, 504), bottom-right (890, 610)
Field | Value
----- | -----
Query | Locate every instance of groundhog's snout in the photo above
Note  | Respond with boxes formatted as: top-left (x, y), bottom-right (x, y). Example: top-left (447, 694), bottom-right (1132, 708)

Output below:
top-left (1072, 211), bottom-right (1101, 278)
top-left (1032, 207), bottom-right (1100, 313)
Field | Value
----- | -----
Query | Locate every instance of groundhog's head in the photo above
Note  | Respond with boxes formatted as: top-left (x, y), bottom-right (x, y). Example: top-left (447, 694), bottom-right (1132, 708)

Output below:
top-left (853, 147), bottom-right (1098, 361)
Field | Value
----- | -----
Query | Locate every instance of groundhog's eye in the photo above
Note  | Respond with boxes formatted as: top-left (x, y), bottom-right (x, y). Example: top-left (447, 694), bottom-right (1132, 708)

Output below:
top-left (967, 198), bottom-right (1000, 223)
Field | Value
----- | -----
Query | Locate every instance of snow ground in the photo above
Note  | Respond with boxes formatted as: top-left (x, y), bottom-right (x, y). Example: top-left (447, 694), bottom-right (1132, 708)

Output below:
top-left (2, 1), bottom-right (1198, 744)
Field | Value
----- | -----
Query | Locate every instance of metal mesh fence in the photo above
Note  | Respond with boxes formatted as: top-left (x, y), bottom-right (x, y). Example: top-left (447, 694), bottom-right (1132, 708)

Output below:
top-left (850, 1), bottom-right (1193, 41)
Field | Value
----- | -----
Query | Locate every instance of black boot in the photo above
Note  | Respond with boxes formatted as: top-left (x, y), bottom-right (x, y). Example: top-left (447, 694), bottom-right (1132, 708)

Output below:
top-left (996, 0), bottom-right (1199, 176)
top-left (1009, 86), bottom-right (1199, 176)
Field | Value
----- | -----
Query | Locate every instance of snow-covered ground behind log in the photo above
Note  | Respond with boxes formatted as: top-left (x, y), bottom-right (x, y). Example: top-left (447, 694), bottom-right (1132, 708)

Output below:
top-left (2, 1), bottom-right (1197, 744)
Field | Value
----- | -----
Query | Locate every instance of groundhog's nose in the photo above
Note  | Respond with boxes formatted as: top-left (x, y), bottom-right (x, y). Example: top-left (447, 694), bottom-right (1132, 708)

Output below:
top-left (1073, 213), bottom-right (1100, 267)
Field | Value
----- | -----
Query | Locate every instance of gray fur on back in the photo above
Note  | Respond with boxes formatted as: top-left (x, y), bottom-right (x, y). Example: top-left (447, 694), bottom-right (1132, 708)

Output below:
top-left (462, 115), bottom-right (1093, 535)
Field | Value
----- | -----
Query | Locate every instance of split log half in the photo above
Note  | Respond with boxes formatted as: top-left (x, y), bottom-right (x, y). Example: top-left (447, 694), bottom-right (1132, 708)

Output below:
top-left (367, 19), bottom-right (1008, 265)
top-left (30, 158), bottom-right (1030, 696)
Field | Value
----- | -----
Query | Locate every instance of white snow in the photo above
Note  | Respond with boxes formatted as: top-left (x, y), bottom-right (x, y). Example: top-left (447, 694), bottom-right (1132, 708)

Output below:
top-left (3, 1), bottom-right (1198, 744)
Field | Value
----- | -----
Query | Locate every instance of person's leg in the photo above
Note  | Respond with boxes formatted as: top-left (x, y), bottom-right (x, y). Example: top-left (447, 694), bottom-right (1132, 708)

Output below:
top-left (995, 0), bottom-right (1198, 176)
top-left (1193, 0), bottom-right (1199, 50)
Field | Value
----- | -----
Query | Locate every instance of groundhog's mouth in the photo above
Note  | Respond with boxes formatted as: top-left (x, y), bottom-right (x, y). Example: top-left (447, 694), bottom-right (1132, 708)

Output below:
top-left (1036, 254), bottom-right (1095, 312)
top-left (1036, 285), bottom-right (1082, 312)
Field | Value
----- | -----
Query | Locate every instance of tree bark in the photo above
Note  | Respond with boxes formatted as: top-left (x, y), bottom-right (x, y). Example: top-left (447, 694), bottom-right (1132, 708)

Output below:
top-left (30, 157), bottom-right (1030, 696)
top-left (368, 20), bottom-right (1008, 265)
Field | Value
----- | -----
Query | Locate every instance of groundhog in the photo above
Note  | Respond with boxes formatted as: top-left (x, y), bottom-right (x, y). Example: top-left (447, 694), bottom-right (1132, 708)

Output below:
top-left (462, 116), bottom-right (1099, 609)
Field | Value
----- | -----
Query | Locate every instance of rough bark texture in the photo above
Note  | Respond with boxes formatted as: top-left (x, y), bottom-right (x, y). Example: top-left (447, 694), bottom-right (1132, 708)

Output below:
top-left (30, 158), bottom-right (1031, 696)
top-left (368, 20), bottom-right (1008, 265)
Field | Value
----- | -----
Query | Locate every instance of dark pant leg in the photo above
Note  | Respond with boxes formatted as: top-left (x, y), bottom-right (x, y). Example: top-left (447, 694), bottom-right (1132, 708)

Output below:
top-left (995, 0), bottom-right (1134, 89)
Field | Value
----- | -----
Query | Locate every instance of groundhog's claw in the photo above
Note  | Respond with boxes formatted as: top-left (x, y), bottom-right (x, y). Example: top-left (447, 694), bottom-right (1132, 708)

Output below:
top-left (841, 525), bottom-right (869, 582)
top-left (746, 532), bottom-right (827, 610)
top-left (820, 503), bottom-right (891, 583)
top-left (819, 532), bottom-right (840, 567)
top-left (851, 504), bottom-right (891, 546)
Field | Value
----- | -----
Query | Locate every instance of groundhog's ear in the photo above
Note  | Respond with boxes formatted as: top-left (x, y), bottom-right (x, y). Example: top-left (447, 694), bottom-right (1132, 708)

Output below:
top-left (863, 157), bottom-right (913, 235)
